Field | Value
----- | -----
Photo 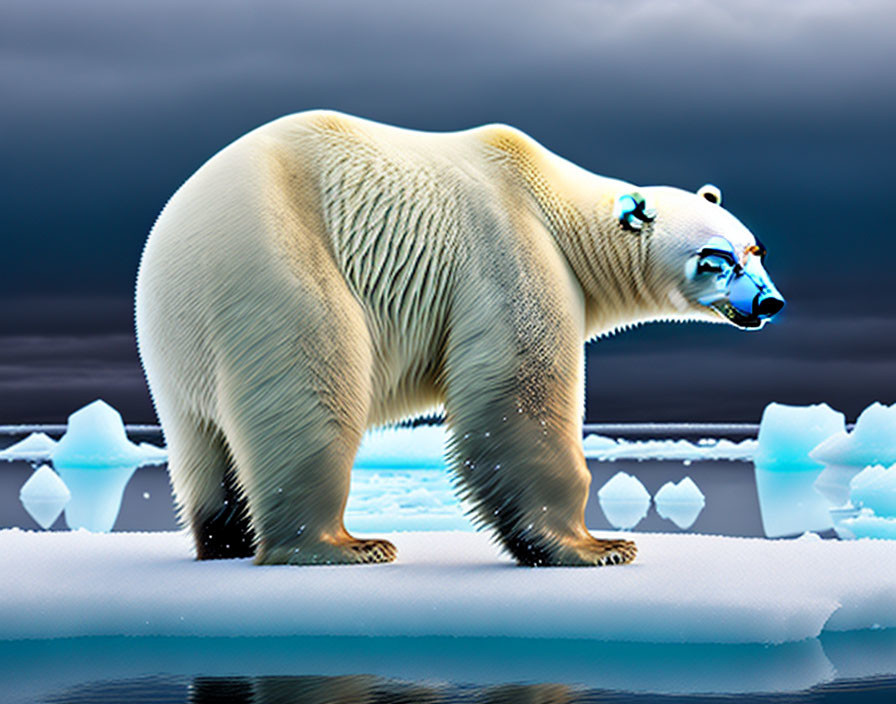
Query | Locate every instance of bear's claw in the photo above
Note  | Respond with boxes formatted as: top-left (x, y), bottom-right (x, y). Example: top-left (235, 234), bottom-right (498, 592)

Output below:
top-left (254, 537), bottom-right (398, 566)
top-left (555, 536), bottom-right (637, 567)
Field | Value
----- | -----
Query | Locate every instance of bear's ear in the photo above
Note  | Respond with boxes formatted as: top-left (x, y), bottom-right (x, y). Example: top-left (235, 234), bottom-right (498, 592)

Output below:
top-left (613, 191), bottom-right (656, 232)
top-left (697, 184), bottom-right (722, 205)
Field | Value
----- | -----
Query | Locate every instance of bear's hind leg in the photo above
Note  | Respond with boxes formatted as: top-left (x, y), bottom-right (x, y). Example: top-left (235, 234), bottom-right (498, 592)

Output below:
top-left (220, 396), bottom-right (397, 566)
top-left (215, 309), bottom-right (396, 566)
top-left (164, 413), bottom-right (255, 560)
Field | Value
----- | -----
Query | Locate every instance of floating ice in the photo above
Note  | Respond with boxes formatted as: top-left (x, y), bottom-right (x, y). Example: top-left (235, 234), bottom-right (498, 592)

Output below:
top-left (137, 441), bottom-right (168, 464)
top-left (48, 401), bottom-right (148, 532)
top-left (829, 506), bottom-right (860, 540)
top-left (52, 400), bottom-right (146, 468)
top-left (354, 425), bottom-right (447, 469)
top-left (754, 402), bottom-right (846, 469)
top-left (597, 471), bottom-right (650, 529)
top-left (850, 464), bottom-right (896, 518)
top-left (752, 403), bottom-right (846, 538)
top-left (654, 477), bottom-right (705, 529)
top-left (0, 432), bottom-right (58, 462)
top-left (19, 465), bottom-right (71, 529)
top-left (582, 434), bottom-right (618, 453)
top-left (3, 530), bottom-right (896, 645)
top-left (583, 436), bottom-right (756, 461)
top-left (812, 402), bottom-right (896, 506)
top-left (345, 469), bottom-right (473, 532)
top-left (840, 508), bottom-right (896, 540)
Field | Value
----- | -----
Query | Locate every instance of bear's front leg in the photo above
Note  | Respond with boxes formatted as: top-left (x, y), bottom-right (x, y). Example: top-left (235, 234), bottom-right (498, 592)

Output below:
top-left (442, 290), bottom-right (636, 567)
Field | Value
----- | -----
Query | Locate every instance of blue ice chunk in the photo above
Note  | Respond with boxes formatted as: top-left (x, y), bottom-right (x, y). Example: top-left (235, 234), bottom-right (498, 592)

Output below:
top-left (754, 402), bottom-right (845, 470)
top-left (51, 400), bottom-right (145, 532)
top-left (598, 471), bottom-right (650, 530)
top-left (52, 400), bottom-right (146, 468)
top-left (753, 403), bottom-right (845, 538)
top-left (840, 508), bottom-right (896, 540)
top-left (811, 402), bottom-right (896, 506)
top-left (850, 464), bottom-right (896, 518)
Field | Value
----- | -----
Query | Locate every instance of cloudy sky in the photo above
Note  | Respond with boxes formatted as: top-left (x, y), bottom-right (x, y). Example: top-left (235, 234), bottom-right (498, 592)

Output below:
top-left (1, 0), bottom-right (894, 423)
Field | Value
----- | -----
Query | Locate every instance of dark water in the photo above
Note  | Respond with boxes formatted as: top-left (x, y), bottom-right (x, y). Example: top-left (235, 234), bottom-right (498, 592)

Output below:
top-left (25, 674), bottom-right (896, 703)
top-left (0, 429), bottom-right (765, 537)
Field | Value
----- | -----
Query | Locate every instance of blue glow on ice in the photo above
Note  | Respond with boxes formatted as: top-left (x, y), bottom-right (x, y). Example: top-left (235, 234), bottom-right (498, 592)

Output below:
top-left (754, 403), bottom-right (845, 537)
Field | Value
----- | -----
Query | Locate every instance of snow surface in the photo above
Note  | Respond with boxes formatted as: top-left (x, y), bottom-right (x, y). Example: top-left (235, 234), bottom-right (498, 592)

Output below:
top-left (654, 477), bottom-right (705, 529)
top-left (0, 432), bottom-right (57, 462)
top-left (597, 471), bottom-right (650, 529)
top-left (2, 529), bottom-right (894, 645)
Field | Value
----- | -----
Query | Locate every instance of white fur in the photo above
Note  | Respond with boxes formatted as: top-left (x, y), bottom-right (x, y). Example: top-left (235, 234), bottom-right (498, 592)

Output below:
top-left (136, 110), bottom-right (761, 566)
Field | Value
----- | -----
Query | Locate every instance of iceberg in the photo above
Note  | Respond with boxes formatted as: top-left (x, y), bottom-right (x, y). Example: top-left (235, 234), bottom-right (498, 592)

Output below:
top-left (0, 432), bottom-right (58, 462)
top-left (597, 471), bottom-right (650, 529)
top-left (654, 477), bottom-right (705, 529)
top-left (18, 465), bottom-right (71, 529)
top-left (812, 402), bottom-right (896, 506)
top-left (754, 402), bottom-right (845, 469)
top-left (850, 464), bottom-right (896, 518)
top-left (51, 400), bottom-right (147, 468)
top-left (839, 508), bottom-right (896, 540)
top-left (50, 400), bottom-right (148, 532)
top-left (753, 403), bottom-right (846, 538)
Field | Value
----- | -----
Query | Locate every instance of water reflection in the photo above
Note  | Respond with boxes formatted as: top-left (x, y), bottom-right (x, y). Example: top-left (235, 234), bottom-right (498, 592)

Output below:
top-left (31, 671), bottom-right (896, 704)
top-left (56, 464), bottom-right (139, 532)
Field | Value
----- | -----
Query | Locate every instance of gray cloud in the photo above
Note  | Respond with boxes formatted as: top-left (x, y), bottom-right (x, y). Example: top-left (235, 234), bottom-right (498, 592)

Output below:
top-left (1, 0), bottom-right (894, 422)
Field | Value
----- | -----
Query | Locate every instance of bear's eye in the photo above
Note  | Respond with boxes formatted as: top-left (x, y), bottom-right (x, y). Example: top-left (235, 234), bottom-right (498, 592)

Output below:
top-left (696, 253), bottom-right (735, 276)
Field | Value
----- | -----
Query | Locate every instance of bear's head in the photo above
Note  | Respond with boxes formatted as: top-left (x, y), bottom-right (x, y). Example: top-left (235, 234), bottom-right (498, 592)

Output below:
top-left (614, 184), bottom-right (785, 330)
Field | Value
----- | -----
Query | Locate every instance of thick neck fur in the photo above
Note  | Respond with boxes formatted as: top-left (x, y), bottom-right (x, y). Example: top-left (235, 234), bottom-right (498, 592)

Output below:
top-left (480, 126), bottom-right (669, 340)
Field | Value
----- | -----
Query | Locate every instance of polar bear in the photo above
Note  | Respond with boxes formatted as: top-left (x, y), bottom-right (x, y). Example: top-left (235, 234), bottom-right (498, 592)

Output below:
top-left (136, 110), bottom-right (783, 567)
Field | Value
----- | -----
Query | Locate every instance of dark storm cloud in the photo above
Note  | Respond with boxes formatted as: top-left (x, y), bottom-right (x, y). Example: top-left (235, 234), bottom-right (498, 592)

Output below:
top-left (1, 0), bottom-right (894, 422)
top-left (0, 331), bottom-right (151, 423)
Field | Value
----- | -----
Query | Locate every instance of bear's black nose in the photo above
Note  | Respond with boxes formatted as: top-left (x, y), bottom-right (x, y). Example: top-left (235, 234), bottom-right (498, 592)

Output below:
top-left (755, 294), bottom-right (785, 318)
